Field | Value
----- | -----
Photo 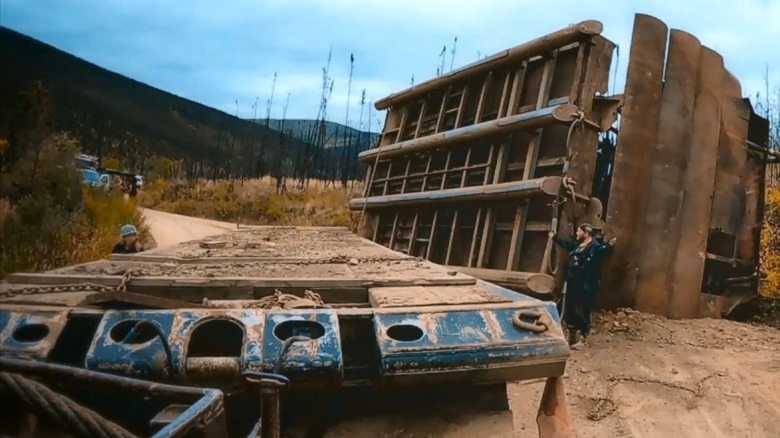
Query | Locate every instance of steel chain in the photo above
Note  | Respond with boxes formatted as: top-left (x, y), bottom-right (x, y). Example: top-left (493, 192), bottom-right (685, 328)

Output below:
top-left (251, 289), bottom-right (329, 310)
top-left (1, 271), bottom-right (136, 300)
top-left (279, 255), bottom-right (419, 266)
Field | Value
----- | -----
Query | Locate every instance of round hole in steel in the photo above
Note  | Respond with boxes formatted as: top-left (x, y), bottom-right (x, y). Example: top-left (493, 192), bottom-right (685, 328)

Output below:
top-left (188, 318), bottom-right (244, 357)
top-left (274, 320), bottom-right (325, 341)
top-left (109, 320), bottom-right (157, 344)
top-left (386, 324), bottom-right (424, 342)
top-left (12, 323), bottom-right (49, 343)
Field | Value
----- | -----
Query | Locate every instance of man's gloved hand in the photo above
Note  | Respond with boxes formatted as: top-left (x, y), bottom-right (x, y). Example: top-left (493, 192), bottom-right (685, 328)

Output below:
top-left (608, 237), bottom-right (617, 246)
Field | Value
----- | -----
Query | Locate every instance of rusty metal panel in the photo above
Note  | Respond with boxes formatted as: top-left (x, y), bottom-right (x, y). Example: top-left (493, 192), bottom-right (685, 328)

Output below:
top-left (634, 30), bottom-right (702, 315)
top-left (600, 14), bottom-right (668, 310)
top-left (710, 72), bottom-right (750, 238)
top-left (667, 48), bottom-right (724, 319)
top-left (356, 23), bottom-right (616, 295)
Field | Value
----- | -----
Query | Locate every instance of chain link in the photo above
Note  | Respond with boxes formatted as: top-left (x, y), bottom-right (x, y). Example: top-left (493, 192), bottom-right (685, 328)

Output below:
top-left (274, 255), bottom-right (419, 266)
top-left (203, 289), bottom-right (330, 310)
top-left (1, 271), bottom-right (136, 300)
top-left (587, 371), bottom-right (726, 422)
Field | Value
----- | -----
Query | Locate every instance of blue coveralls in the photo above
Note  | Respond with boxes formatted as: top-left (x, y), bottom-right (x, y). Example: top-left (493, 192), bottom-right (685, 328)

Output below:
top-left (552, 235), bottom-right (613, 336)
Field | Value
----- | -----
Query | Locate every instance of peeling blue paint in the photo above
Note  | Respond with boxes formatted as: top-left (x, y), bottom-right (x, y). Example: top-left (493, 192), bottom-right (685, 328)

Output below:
top-left (0, 310), bottom-right (68, 360)
top-left (256, 310), bottom-right (343, 384)
top-left (373, 305), bottom-right (568, 379)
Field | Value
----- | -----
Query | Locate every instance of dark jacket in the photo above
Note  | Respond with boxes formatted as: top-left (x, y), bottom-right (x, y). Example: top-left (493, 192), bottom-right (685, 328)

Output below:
top-left (112, 242), bottom-right (144, 254)
top-left (553, 235), bottom-right (613, 292)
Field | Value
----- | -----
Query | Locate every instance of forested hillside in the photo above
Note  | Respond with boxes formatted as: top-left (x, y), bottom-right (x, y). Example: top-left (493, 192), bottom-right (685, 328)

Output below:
top-left (0, 26), bottom-right (376, 183)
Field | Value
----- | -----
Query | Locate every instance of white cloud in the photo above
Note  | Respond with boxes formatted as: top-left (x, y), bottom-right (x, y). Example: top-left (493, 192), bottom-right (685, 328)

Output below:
top-left (3, 0), bottom-right (779, 128)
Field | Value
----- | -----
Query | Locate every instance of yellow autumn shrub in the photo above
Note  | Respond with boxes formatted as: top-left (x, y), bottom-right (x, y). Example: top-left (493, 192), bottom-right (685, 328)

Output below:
top-left (760, 183), bottom-right (780, 297)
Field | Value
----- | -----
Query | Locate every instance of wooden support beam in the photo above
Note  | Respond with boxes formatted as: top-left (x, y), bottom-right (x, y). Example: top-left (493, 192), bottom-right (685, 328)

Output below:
top-left (349, 177), bottom-right (563, 210)
top-left (80, 291), bottom-right (204, 309)
top-left (454, 85), bottom-right (469, 129)
top-left (4, 273), bottom-right (477, 289)
top-left (435, 85), bottom-right (452, 133)
top-left (445, 211), bottom-right (460, 266)
top-left (375, 20), bottom-right (603, 110)
top-left (475, 71), bottom-right (493, 123)
top-left (445, 266), bottom-right (555, 295)
top-left (425, 211), bottom-right (439, 260)
top-left (358, 104), bottom-right (584, 162)
top-left (468, 208), bottom-right (484, 267)
top-left (635, 30), bottom-right (702, 316)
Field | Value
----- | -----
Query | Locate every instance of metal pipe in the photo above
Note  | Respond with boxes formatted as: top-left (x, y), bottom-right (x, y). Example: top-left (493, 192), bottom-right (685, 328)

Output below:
top-left (746, 140), bottom-right (780, 159)
top-left (358, 104), bottom-right (581, 163)
top-left (348, 177), bottom-right (563, 211)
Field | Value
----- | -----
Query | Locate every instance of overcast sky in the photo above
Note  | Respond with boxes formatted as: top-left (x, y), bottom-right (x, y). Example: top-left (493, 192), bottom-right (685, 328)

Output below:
top-left (3, 0), bottom-right (779, 131)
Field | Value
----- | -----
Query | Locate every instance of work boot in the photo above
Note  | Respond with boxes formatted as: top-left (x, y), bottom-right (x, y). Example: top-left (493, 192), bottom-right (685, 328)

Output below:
top-left (571, 333), bottom-right (587, 350)
top-left (567, 329), bottom-right (578, 347)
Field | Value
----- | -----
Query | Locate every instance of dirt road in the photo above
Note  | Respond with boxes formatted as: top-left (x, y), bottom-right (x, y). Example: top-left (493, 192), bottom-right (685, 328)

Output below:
top-left (510, 310), bottom-right (780, 438)
top-left (140, 209), bottom-right (780, 437)
top-left (140, 207), bottom-right (237, 248)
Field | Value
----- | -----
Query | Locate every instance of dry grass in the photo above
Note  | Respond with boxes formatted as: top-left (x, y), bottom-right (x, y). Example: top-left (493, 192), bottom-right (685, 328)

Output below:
top-left (137, 177), bottom-right (364, 230)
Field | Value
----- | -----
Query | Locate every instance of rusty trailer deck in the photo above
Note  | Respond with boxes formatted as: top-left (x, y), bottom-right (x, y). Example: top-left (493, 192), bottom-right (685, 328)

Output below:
top-left (0, 226), bottom-right (568, 437)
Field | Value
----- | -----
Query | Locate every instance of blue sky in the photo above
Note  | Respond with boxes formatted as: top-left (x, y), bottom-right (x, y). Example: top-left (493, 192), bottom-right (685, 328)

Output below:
top-left (2, 0), bottom-right (779, 132)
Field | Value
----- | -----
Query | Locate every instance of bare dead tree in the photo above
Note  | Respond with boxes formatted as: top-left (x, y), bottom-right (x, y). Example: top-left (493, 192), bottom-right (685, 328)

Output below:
top-left (450, 36), bottom-right (458, 72)
top-left (340, 53), bottom-right (355, 189)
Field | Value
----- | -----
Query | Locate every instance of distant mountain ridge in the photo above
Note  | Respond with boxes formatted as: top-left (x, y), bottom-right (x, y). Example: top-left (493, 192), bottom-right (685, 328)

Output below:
top-left (0, 26), bottom-right (373, 181)
top-left (257, 119), bottom-right (380, 149)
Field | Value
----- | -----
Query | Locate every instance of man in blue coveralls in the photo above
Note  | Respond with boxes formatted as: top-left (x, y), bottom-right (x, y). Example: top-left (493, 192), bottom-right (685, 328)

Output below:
top-left (549, 223), bottom-right (616, 349)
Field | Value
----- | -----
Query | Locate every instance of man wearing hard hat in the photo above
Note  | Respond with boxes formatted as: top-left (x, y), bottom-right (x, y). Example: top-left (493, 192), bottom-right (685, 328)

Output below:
top-left (112, 224), bottom-right (145, 254)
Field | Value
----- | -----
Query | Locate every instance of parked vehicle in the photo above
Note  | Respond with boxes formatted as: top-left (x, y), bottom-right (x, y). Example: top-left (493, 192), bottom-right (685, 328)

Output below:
top-left (80, 168), bottom-right (102, 187)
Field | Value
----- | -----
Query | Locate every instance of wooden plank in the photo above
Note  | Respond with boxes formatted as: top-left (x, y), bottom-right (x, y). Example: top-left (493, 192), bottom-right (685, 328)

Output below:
top-left (475, 71), bottom-right (494, 123)
top-left (634, 29), bottom-right (702, 316)
top-left (349, 177), bottom-right (563, 210)
top-left (407, 212), bottom-right (420, 255)
top-left (601, 14), bottom-right (669, 310)
top-left (382, 161), bottom-right (393, 195)
top-left (400, 159), bottom-right (412, 194)
top-left (435, 85), bottom-right (452, 133)
top-left (446, 266), bottom-right (555, 294)
top-left (497, 71), bottom-right (512, 118)
top-left (413, 100), bottom-right (428, 139)
top-left (425, 211), bottom-right (439, 260)
top-left (453, 85), bottom-right (469, 129)
top-left (668, 47), bottom-right (724, 319)
top-left (388, 213), bottom-right (400, 249)
top-left (368, 285), bottom-right (510, 308)
top-left (445, 211), bottom-right (460, 266)
top-left (467, 207), bottom-right (484, 267)
top-left (507, 65), bottom-right (527, 116)
top-left (477, 143), bottom-right (507, 267)
top-left (4, 273), bottom-right (477, 288)
top-left (108, 254), bottom-right (407, 264)
top-left (80, 291), bottom-right (204, 309)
